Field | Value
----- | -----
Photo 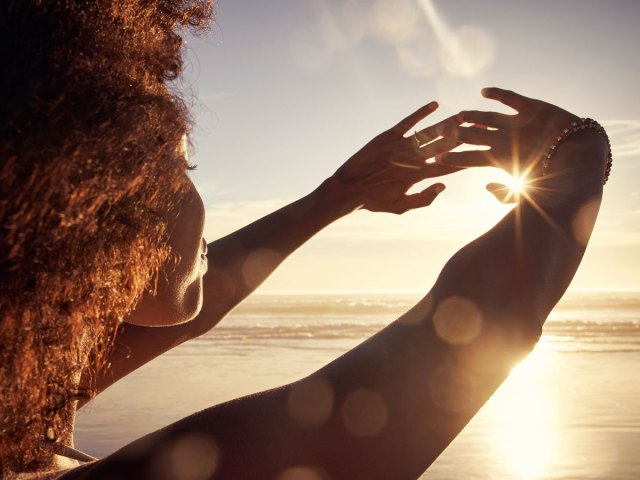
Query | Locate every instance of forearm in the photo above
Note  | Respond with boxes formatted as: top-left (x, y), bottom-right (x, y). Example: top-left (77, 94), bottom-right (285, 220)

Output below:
top-left (197, 176), bottom-right (358, 324)
top-left (183, 134), bottom-right (607, 478)
top-left (78, 111), bottom-right (455, 398)
top-left (82, 136), bottom-right (607, 480)
top-left (75, 134), bottom-right (608, 479)
top-left (196, 105), bottom-right (458, 327)
top-left (435, 129), bottom-right (606, 329)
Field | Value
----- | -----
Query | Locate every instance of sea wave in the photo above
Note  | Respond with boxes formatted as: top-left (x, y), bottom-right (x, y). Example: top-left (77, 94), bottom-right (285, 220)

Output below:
top-left (230, 292), bottom-right (640, 317)
top-left (232, 296), bottom-right (415, 316)
top-left (195, 319), bottom-right (640, 355)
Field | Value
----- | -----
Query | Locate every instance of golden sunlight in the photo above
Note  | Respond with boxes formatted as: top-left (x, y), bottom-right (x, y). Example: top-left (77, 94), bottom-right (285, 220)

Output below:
top-left (506, 175), bottom-right (526, 195)
top-left (491, 347), bottom-right (557, 479)
top-left (486, 169), bottom-right (530, 204)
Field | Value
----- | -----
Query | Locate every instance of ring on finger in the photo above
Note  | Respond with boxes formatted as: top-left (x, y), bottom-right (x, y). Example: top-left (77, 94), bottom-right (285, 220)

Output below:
top-left (413, 130), bottom-right (421, 147)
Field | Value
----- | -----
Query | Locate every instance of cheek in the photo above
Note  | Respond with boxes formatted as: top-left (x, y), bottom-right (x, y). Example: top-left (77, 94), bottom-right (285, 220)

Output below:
top-left (176, 272), bottom-right (205, 323)
top-left (164, 188), bottom-right (206, 313)
top-left (126, 187), bottom-right (206, 327)
top-left (125, 253), bottom-right (205, 327)
top-left (158, 230), bottom-right (206, 323)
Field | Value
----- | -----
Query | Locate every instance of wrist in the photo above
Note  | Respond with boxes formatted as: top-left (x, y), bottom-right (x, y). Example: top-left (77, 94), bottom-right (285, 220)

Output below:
top-left (527, 130), bottom-right (607, 209)
top-left (315, 176), bottom-right (363, 218)
top-left (541, 118), bottom-right (611, 185)
top-left (548, 129), bottom-right (608, 185)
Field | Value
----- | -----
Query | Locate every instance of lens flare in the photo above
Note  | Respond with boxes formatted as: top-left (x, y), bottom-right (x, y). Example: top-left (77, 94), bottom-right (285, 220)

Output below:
top-left (507, 175), bottom-right (526, 195)
top-left (417, 0), bottom-right (496, 77)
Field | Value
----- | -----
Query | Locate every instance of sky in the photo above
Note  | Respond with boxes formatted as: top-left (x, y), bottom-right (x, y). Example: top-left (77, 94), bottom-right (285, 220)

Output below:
top-left (183, 0), bottom-right (640, 294)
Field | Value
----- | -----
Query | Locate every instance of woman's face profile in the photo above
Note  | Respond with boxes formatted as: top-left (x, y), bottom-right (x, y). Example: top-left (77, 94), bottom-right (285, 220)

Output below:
top-left (125, 178), bottom-right (208, 327)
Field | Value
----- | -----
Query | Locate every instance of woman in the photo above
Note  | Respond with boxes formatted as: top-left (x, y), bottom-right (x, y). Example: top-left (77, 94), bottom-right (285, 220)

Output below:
top-left (1, 1), bottom-right (610, 479)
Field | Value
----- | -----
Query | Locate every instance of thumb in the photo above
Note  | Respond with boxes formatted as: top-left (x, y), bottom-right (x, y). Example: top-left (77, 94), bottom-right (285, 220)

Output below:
top-left (394, 183), bottom-right (446, 213)
top-left (486, 182), bottom-right (518, 204)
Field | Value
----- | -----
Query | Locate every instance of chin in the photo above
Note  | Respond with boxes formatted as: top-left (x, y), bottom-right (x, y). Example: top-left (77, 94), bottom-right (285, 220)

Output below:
top-left (180, 284), bottom-right (204, 324)
top-left (125, 278), bottom-right (204, 327)
top-left (168, 278), bottom-right (204, 325)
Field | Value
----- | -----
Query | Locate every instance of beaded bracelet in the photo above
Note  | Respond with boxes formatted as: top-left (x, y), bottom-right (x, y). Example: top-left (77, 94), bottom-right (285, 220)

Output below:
top-left (541, 118), bottom-right (613, 185)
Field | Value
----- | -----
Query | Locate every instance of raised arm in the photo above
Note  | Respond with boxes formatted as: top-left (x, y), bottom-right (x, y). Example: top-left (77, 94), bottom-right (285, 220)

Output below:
top-left (79, 103), bottom-right (460, 401)
top-left (432, 88), bottom-right (608, 322)
top-left (68, 89), bottom-right (609, 479)
top-left (197, 102), bottom-right (461, 326)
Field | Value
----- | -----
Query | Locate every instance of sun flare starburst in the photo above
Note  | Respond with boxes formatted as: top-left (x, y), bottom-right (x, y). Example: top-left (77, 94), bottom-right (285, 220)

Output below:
top-left (506, 175), bottom-right (526, 195)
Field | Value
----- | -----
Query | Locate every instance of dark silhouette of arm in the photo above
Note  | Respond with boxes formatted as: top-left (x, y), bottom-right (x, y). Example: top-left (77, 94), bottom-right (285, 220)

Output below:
top-left (78, 106), bottom-right (459, 402)
top-left (67, 126), bottom-right (607, 479)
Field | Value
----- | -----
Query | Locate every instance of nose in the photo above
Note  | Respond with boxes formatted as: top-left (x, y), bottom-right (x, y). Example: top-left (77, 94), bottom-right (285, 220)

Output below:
top-left (201, 237), bottom-right (208, 255)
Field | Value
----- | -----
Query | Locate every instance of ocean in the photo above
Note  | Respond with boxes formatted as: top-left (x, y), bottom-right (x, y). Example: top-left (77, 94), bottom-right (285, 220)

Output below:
top-left (75, 292), bottom-right (640, 479)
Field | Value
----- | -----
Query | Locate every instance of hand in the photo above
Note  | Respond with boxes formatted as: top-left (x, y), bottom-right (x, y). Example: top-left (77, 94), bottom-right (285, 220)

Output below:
top-left (331, 102), bottom-right (461, 215)
top-left (485, 182), bottom-right (518, 204)
top-left (435, 87), bottom-right (580, 179)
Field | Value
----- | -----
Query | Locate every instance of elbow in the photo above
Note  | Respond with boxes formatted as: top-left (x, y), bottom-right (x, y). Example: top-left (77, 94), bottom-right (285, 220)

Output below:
top-left (186, 307), bottom-right (227, 339)
top-left (429, 290), bottom-right (543, 368)
top-left (511, 310), bottom-right (543, 354)
top-left (485, 308), bottom-right (543, 363)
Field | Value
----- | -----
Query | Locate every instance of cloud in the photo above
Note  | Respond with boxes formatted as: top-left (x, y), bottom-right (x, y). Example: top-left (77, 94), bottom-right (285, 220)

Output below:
top-left (203, 193), bottom-right (511, 246)
top-left (287, 0), bottom-right (495, 82)
top-left (204, 198), bottom-right (292, 240)
top-left (590, 207), bottom-right (640, 246)
top-left (203, 191), bottom-right (640, 253)
top-left (602, 119), bottom-right (640, 159)
top-left (590, 229), bottom-right (640, 247)
top-left (193, 180), bottom-right (230, 197)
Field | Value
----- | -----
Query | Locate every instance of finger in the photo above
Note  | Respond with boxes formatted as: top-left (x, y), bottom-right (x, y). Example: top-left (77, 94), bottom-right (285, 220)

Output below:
top-left (389, 158), bottom-right (425, 170)
top-left (481, 87), bottom-right (533, 112)
top-left (456, 110), bottom-right (512, 129)
top-left (394, 183), bottom-right (446, 213)
top-left (395, 137), bottom-right (459, 163)
top-left (415, 163), bottom-right (462, 179)
top-left (390, 157), bottom-right (462, 180)
top-left (435, 150), bottom-right (499, 168)
top-left (412, 114), bottom-right (462, 145)
top-left (437, 125), bottom-right (499, 147)
top-left (486, 182), bottom-right (518, 204)
top-left (364, 161), bottom-right (460, 188)
top-left (417, 138), bottom-right (461, 159)
top-left (390, 101), bottom-right (439, 136)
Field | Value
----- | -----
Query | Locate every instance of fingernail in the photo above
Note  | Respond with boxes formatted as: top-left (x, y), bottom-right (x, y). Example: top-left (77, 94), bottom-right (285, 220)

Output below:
top-left (481, 87), bottom-right (491, 96)
top-left (428, 101), bottom-right (439, 110)
top-left (435, 153), bottom-right (447, 163)
top-left (435, 184), bottom-right (446, 194)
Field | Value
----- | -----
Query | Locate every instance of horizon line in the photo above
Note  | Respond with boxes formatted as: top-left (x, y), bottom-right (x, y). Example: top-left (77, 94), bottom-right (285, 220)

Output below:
top-left (247, 287), bottom-right (640, 296)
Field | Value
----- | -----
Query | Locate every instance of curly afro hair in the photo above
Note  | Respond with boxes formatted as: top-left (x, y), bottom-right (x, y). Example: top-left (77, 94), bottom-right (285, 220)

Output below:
top-left (0, 0), bottom-right (213, 474)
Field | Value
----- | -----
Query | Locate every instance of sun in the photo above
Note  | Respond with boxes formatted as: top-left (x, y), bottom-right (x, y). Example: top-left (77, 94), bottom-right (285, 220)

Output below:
top-left (506, 174), bottom-right (527, 195)
top-left (487, 170), bottom-right (530, 204)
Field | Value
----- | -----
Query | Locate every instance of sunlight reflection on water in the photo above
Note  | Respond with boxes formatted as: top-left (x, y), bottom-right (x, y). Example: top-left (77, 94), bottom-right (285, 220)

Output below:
top-left (76, 294), bottom-right (640, 479)
top-left (492, 348), bottom-right (556, 479)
